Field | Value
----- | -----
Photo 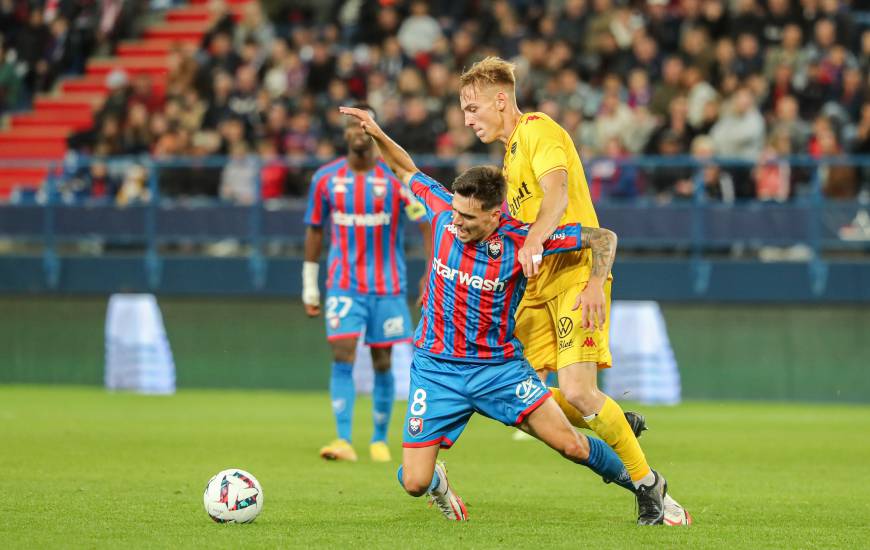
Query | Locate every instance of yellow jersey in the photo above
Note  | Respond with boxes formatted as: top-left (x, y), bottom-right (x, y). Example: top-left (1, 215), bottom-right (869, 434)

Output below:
top-left (502, 112), bottom-right (602, 304)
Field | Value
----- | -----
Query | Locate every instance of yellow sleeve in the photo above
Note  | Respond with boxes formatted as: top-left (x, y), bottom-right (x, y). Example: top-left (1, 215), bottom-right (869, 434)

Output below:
top-left (523, 117), bottom-right (569, 182)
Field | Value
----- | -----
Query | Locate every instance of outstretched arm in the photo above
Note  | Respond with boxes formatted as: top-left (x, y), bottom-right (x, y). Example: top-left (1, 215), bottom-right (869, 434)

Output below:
top-left (339, 106), bottom-right (418, 185)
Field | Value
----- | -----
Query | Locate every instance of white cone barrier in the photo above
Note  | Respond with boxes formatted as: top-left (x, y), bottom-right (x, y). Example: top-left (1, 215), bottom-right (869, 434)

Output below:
top-left (603, 301), bottom-right (681, 405)
top-left (104, 294), bottom-right (176, 394)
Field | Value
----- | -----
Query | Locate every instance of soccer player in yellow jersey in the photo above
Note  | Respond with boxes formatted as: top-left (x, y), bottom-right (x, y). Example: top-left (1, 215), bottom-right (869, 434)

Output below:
top-left (459, 57), bottom-right (691, 525)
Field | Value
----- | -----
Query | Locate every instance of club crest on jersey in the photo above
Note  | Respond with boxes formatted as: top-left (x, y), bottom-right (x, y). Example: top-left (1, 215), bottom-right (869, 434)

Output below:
top-left (486, 239), bottom-right (502, 260)
top-left (368, 176), bottom-right (388, 198)
top-left (408, 417), bottom-right (424, 437)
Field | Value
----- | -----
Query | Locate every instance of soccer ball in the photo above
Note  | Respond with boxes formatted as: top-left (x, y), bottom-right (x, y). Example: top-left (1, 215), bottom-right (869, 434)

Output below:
top-left (203, 469), bottom-right (263, 523)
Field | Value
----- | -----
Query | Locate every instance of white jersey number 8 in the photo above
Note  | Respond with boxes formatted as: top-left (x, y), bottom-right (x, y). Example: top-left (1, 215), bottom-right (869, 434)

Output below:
top-left (410, 389), bottom-right (427, 416)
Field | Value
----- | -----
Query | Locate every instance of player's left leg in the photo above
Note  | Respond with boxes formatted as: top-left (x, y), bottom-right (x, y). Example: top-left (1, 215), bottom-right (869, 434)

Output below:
top-left (519, 397), bottom-right (635, 490)
top-left (555, 281), bottom-right (672, 524)
top-left (365, 294), bottom-right (414, 461)
top-left (369, 345), bottom-right (393, 462)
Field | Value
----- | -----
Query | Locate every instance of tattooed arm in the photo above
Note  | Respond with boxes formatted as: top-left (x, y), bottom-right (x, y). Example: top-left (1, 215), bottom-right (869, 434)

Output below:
top-left (574, 226), bottom-right (617, 330)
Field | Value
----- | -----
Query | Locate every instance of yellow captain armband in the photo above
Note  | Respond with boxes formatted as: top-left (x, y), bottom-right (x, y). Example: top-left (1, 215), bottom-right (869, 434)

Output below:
top-left (404, 200), bottom-right (426, 221)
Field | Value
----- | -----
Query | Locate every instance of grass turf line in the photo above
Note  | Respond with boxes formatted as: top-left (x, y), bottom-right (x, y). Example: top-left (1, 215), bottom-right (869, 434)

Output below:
top-left (1, 386), bottom-right (869, 549)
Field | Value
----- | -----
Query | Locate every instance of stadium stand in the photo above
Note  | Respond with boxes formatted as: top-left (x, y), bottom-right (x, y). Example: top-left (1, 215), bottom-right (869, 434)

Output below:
top-left (0, 0), bottom-right (868, 204)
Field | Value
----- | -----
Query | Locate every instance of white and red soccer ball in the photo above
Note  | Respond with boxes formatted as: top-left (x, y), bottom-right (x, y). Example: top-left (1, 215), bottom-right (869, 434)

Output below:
top-left (203, 469), bottom-right (263, 524)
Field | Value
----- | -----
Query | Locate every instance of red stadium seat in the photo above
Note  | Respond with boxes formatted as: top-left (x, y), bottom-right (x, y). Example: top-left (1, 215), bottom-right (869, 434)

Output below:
top-left (142, 23), bottom-right (207, 42)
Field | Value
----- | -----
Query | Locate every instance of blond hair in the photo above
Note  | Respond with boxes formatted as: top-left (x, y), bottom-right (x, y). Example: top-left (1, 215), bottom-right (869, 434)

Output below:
top-left (459, 56), bottom-right (516, 91)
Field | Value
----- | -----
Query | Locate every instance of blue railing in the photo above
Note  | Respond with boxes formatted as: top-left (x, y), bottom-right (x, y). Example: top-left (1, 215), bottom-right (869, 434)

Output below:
top-left (1, 155), bottom-right (869, 294)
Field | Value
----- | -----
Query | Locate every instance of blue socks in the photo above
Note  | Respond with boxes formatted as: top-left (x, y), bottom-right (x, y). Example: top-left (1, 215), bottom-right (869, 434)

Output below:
top-left (372, 370), bottom-right (395, 442)
top-left (329, 361), bottom-right (394, 444)
top-left (329, 361), bottom-right (355, 441)
top-left (584, 436), bottom-right (636, 493)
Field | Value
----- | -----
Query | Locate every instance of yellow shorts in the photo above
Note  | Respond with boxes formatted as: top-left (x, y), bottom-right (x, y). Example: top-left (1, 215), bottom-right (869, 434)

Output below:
top-left (515, 279), bottom-right (612, 372)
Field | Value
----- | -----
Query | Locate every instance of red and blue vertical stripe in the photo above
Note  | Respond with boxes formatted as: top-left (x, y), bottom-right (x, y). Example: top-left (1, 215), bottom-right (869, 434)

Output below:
top-left (408, 172), bottom-right (584, 363)
top-left (304, 157), bottom-right (414, 296)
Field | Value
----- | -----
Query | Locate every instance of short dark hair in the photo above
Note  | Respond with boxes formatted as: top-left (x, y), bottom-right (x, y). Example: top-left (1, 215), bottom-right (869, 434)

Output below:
top-left (451, 166), bottom-right (506, 210)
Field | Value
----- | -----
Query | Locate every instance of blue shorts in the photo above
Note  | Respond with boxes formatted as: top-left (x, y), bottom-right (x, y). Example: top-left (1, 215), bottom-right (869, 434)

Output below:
top-left (324, 291), bottom-right (413, 347)
top-left (402, 352), bottom-right (551, 449)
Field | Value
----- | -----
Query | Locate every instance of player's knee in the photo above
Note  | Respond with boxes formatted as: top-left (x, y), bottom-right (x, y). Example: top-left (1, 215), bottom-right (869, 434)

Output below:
top-left (561, 433), bottom-right (590, 462)
top-left (371, 351), bottom-right (391, 373)
top-left (331, 342), bottom-right (356, 364)
top-left (402, 471), bottom-right (430, 497)
top-left (561, 385), bottom-right (600, 415)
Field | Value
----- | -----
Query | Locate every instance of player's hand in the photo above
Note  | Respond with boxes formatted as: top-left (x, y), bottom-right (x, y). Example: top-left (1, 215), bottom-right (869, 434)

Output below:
top-left (573, 281), bottom-right (606, 330)
top-left (518, 239), bottom-right (544, 278)
top-left (301, 261), bottom-right (321, 317)
top-left (339, 106), bottom-right (382, 138)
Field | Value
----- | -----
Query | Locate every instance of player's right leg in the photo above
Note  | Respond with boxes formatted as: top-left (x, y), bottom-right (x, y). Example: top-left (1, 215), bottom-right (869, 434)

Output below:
top-left (398, 447), bottom-right (467, 521)
top-left (319, 293), bottom-right (367, 462)
top-left (399, 354), bottom-right (472, 520)
top-left (320, 336), bottom-right (359, 461)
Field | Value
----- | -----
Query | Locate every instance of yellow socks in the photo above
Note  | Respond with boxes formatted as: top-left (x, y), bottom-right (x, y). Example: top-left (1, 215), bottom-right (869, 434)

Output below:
top-left (586, 396), bottom-right (651, 482)
top-left (549, 387), bottom-right (591, 429)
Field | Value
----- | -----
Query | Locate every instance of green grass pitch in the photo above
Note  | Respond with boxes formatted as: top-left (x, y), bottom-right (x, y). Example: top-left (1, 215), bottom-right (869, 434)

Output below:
top-left (2, 386), bottom-right (869, 549)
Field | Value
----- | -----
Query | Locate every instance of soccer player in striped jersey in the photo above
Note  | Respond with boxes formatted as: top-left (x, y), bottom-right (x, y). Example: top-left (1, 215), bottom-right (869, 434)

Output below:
top-left (340, 106), bottom-right (637, 523)
top-left (303, 105), bottom-right (430, 463)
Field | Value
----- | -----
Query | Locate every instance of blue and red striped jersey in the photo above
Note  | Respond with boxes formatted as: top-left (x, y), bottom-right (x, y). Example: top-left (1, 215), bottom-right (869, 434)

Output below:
top-left (409, 171), bottom-right (585, 362)
top-left (305, 157), bottom-right (422, 296)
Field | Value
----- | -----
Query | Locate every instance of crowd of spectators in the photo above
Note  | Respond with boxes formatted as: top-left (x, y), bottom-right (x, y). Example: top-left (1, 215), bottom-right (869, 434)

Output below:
top-left (0, 0), bottom-right (147, 111)
top-left (10, 0), bottom-right (870, 203)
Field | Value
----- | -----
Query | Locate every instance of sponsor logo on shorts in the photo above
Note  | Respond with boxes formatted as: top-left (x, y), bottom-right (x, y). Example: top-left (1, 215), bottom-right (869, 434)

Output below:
top-left (515, 376), bottom-right (545, 405)
top-left (558, 317), bottom-right (573, 338)
top-left (408, 416), bottom-right (424, 437)
top-left (582, 337), bottom-right (596, 348)
top-left (383, 316), bottom-right (405, 337)
top-left (559, 339), bottom-right (574, 352)
top-left (328, 316), bottom-right (341, 329)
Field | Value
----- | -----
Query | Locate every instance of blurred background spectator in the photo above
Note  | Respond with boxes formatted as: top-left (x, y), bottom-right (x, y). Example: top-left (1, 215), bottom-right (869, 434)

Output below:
top-left (2, 0), bottom-right (868, 204)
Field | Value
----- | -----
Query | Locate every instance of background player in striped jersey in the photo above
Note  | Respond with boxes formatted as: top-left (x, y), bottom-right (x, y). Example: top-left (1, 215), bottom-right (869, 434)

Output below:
top-left (340, 105), bottom-right (639, 523)
top-left (459, 57), bottom-right (690, 525)
top-left (303, 105), bottom-right (430, 463)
